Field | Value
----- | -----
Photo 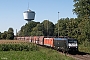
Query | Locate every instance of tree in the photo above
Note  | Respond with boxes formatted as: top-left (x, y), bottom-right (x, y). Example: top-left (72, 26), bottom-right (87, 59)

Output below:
top-left (78, 17), bottom-right (90, 42)
top-left (1, 31), bottom-right (8, 39)
top-left (31, 24), bottom-right (44, 36)
top-left (8, 28), bottom-right (14, 33)
top-left (18, 21), bottom-right (40, 36)
top-left (19, 26), bottom-right (25, 36)
top-left (7, 28), bottom-right (14, 40)
top-left (42, 20), bottom-right (54, 36)
top-left (54, 18), bottom-right (69, 36)
top-left (73, 0), bottom-right (90, 18)
top-left (6, 33), bottom-right (14, 40)
top-left (73, 0), bottom-right (90, 43)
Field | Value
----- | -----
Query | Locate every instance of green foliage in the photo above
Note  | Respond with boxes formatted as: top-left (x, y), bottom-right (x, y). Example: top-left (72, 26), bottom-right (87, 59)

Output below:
top-left (41, 20), bottom-right (54, 36)
top-left (54, 17), bottom-right (90, 44)
top-left (79, 40), bottom-right (90, 53)
top-left (19, 21), bottom-right (40, 36)
top-left (31, 24), bottom-right (44, 36)
top-left (73, 0), bottom-right (90, 43)
top-left (6, 33), bottom-right (14, 40)
top-left (54, 18), bottom-right (69, 36)
top-left (18, 20), bottom-right (54, 36)
top-left (1, 31), bottom-right (8, 39)
top-left (8, 28), bottom-right (14, 33)
top-left (73, 0), bottom-right (90, 18)
top-left (0, 43), bottom-right (39, 51)
top-left (7, 28), bottom-right (14, 39)
top-left (0, 28), bottom-right (14, 40)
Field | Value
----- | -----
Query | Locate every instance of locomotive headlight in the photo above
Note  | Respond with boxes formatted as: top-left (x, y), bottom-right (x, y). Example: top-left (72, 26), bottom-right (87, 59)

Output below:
top-left (76, 43), bottom-right (78, 46)
top-left (68, 43), bottom-right (71, 46)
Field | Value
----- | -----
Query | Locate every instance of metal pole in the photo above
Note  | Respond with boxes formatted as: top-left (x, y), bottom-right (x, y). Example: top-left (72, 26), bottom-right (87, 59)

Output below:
top-left (58, 12), bottom-right (59, 38)
top-left (47, 20), bottom-right (48, 37)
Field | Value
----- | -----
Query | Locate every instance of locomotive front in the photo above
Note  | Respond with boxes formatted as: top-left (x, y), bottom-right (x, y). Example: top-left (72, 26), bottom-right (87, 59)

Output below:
top-left (68, 38), bottom-right (78, 51)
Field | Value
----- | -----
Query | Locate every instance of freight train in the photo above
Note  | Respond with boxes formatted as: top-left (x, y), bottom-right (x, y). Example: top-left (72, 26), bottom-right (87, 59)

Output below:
top-left (15, 36), bottom-right (78, 52)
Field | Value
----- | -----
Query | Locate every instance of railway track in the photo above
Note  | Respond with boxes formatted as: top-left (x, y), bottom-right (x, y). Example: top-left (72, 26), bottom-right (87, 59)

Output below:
top-left (61, 51), bottom-right (90, 60)
top-left (72, 54), bottom-right (90, 60)
top-left (71, 52), bottom-right (90, 60)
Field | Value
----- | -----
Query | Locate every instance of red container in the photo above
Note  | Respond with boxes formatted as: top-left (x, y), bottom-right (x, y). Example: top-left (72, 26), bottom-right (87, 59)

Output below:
top-left (38, 36), bottom-right (44, 45)
top-left (44, 38), bottom-right (54, 47)
top-left (33, 36), bottom-right (39, 44)
top-left (31, 36), bottom-right (34, 43)
top-left (28, 36), bottom-right (32, 42)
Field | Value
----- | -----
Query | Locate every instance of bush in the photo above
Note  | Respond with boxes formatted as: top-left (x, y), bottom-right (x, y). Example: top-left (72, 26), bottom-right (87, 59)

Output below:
top-left (0, 43), bottom-right (39, 51)
top-left (79, 41), bottom-right (90, 53)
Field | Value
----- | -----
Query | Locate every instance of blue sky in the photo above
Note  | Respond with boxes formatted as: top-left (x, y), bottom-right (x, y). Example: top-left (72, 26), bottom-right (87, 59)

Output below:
top-left (0, 0), bottom-right (76, 34)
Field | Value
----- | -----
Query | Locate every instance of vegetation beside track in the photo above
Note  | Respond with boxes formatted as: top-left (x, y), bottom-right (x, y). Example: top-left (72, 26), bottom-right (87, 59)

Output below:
top-left (0, 40), bottom-right (75, 60)
top-left (79, 41), bottom-right (90, 53)
top-left (0, 43), bottom-right (38, 51)
top-left (0, 46), bottom-right (75, 60)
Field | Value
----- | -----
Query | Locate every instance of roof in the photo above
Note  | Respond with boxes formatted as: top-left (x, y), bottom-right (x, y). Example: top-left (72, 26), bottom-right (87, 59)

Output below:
top-left (24, 9), bottom-right (35, 13)
top-left (54, 38), bottom-right (67, 40)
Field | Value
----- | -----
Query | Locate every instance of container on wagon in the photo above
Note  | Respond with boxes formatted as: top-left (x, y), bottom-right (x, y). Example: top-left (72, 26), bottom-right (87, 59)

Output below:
top-left (44, 38), bottom-right (54, 47)
top-left (38, 36), bottom-right (44, 45)
top-left (33, 36), bottom-right (39, 44)
top-left (29, 36), bottom-right (32, 42)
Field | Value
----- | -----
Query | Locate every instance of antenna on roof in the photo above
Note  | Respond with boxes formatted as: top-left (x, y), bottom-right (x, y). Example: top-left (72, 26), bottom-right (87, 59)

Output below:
top-left (28, 2), bottom-right (29, 10)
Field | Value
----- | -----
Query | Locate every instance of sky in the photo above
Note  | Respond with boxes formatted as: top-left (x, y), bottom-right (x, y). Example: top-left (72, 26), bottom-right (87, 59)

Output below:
top-left (0, 0), bottom-right (76, 35)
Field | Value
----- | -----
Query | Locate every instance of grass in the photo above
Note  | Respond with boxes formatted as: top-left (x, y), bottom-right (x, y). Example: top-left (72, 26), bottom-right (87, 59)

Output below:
top-left (0, 46), bottom-right (75, 60)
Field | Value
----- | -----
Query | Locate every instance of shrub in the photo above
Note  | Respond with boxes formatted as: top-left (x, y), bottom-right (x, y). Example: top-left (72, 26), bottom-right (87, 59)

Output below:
top-left (0, 43), bottom-right (39, 51)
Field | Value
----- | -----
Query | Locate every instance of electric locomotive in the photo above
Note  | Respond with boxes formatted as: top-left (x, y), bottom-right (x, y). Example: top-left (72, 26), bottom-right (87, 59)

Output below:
top-left (54, 38), bottom-right (78, 52)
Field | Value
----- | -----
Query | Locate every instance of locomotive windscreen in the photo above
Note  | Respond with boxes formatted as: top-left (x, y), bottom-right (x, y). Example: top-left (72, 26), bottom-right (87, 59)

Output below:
top-left (68, 39), bottom-right (77, 43)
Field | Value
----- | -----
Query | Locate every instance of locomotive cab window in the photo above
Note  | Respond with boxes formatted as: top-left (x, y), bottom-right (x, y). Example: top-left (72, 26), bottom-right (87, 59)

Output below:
top-left (68, 39), bottom-right (77, 43)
